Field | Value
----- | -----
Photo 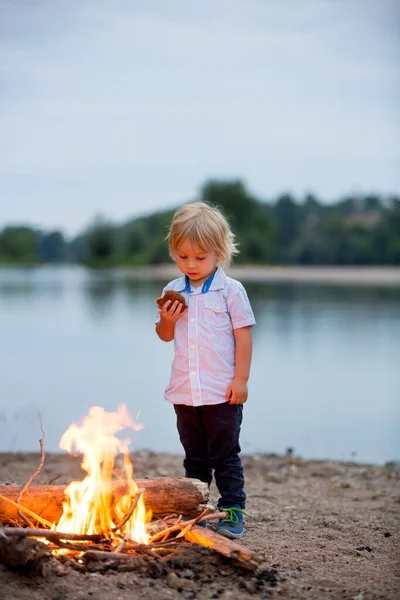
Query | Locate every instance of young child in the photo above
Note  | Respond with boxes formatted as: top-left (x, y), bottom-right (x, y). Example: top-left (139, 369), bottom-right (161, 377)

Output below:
top-left (155, 202), bottom-right (256, 538)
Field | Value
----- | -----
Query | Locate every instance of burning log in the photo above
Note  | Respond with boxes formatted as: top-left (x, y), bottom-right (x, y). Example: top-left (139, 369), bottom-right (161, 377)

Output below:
top-left (0, 478), bottom-right (209, 525)
top-left (185, 525), bottom-right (263, 571)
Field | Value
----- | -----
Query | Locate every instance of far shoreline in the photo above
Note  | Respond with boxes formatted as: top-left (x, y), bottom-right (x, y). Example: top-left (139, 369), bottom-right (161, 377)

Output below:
top-left (1, 263), bottom-right (400, 287)
top-left (123, 264), bottom-right (400, 287)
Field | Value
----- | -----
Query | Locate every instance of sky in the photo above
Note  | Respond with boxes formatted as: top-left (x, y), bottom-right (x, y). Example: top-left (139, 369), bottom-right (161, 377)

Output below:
top-left (0, 0), bottom-right (399, 235)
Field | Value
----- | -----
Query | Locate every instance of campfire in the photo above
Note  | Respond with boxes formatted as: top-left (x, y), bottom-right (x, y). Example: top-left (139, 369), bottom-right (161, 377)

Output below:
top-left (0, 405), bottom-right (262, 575)
top-left (56, 405), bottom-right (150, 545)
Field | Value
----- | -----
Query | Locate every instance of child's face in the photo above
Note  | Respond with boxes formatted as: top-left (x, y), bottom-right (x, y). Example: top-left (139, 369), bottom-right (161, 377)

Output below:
top-left (174, 239), bottom-right (220, 286)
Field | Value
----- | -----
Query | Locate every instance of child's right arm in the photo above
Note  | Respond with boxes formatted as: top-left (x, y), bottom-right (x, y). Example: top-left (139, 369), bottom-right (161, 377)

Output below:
top-left (156, 300), bottom-right (187, 342)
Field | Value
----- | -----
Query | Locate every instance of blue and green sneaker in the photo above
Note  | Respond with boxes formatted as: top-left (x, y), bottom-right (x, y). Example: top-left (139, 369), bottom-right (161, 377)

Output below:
top-left (215, 505), bottom-right (248, 539)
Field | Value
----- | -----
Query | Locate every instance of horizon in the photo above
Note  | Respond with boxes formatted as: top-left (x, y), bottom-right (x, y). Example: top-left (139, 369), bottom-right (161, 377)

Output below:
top-left (1, 0), bottom-right (399, 235)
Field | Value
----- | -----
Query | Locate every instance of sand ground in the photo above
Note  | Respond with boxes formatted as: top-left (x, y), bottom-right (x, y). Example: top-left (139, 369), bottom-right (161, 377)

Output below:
top-left (0, 452), bottom-right (399, 600)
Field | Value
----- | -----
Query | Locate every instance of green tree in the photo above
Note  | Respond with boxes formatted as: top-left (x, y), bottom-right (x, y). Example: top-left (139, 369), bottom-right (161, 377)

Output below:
top-left (38, 231), bottom-right (66, 263)
top-left (341, 226), bottom-right (374, 265)
top-left (85, 217), bottom-right (117, 265)
top-left (387, 238), bottom-right (400, 264)
top-left (124, 220), bottom-right (147, 256)
top-left (272, 194), bottom-right (301, 262)
top-left (67, 234), bottom-right (87, 263)
top-left (199, 180), bottom-right (275, 263)
top-left (0, 226), bottom-right (37, 263)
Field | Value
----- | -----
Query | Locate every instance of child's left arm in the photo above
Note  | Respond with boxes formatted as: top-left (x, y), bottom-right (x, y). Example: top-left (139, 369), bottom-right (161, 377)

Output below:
top-left (225, 326), bottom-right (253, 405)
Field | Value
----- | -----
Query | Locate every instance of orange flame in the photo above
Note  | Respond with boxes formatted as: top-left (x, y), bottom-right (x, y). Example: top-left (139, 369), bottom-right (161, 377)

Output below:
top-left (57, 405), bottom-right (151, 544)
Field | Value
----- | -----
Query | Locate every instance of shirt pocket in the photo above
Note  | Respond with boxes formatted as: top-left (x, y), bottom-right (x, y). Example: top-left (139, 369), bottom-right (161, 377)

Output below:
top-left (205, 295), bottom-right (231, 330)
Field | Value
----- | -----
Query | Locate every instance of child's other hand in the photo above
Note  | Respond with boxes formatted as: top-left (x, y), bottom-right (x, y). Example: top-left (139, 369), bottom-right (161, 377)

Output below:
top-left (159, 299), bottom-right (188, 323)
top-left (225, 379), bottom-right (248, 405)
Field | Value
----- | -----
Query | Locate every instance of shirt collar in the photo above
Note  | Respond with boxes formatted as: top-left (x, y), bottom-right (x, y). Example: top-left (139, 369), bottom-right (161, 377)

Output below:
top-left (177, 266), bottom-right (226, 294)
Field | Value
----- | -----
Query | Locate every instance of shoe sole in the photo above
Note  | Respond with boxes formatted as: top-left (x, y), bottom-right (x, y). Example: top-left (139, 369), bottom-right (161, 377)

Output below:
top-left (215, 528), bottom-right (244, 539)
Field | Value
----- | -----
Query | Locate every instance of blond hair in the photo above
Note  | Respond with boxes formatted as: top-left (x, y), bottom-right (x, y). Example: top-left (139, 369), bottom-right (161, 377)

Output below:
top-left (168, 202), bottom-right (238, 267)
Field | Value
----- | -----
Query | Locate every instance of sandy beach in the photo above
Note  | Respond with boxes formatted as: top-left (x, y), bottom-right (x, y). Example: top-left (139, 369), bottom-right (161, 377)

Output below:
top-left (123, 265), bottom-right (400, 287)
top-left (0, 452), bottom-right (399, 599)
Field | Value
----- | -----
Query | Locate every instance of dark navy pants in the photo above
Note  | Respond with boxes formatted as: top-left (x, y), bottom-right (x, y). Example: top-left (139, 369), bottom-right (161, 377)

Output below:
top-left (173, 403), bottom-right (246, 509)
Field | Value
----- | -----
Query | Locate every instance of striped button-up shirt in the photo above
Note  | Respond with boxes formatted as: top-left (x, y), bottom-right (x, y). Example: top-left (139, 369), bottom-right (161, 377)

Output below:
top-left (156, 267), bottom-right (256, 407)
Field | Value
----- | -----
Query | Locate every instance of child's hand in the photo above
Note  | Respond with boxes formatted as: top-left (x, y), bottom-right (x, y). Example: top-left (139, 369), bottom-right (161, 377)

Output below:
top-left (159, 299), bottom-right (188, 323)
top-left (225, 379), bottom-right (248, 405)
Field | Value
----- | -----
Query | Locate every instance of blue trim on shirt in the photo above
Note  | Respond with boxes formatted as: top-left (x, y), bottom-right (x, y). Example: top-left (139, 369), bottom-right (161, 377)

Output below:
top-left (184, 270), bottom-right (217, 294)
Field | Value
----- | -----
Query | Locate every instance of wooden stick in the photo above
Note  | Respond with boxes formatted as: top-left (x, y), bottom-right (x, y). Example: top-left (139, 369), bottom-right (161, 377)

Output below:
top-left (16, 418), bottom-right (46, 498)
top-left (126, 539), bottom-right (184, 550)
top-left (17, 415), bottom-right (46, 526)
top-left (48, 539), bottom-right (106, 552)
top-left (184, 525), bottom-right (263, 571)
top-left (58, 554), bottom-right (87, 572)
top-left (176, 507), bottom-right (211, 539)
top-left (149, 511), bottom-right (226, 543)
top-left (1, 528), bottom-right (104, 542)
top-left (0, 494), bottom-right (53, 529)
top-left (47, 540), bottom-right (93, 552)
top-left (112, 488), bottom-right (144, 534)
top-left (83, 547), bottom-right (163, 562)
top-left (113, 489), bottom-right (145, 552)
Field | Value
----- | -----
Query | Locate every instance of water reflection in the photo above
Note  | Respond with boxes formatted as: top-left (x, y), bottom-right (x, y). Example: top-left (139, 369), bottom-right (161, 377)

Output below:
top-left (82, 279), bottom-right (120, 320)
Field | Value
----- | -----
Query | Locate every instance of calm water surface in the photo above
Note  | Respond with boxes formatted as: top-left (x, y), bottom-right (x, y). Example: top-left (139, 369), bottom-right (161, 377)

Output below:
top-left (0, 266), bottom-right (399, 464)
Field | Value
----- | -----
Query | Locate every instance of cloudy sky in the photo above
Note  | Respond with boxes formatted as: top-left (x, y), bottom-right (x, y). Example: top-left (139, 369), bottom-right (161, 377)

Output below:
top-left (0, 0), bottom-right (399, 235)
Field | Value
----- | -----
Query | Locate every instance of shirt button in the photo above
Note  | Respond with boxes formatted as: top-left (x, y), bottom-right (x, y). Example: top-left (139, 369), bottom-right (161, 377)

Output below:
top-left (190, 344), bottom-right (195, 350)
top-left (215, 305), bottom-right (221, 310)
top-left (190, 318), bottom-right (195, 323)
top-left (191, 371), bottom-right (196, 376)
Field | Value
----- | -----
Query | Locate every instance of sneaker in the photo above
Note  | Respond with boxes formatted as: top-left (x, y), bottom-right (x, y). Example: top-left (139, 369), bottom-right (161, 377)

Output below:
top-left (215, 505), bottom-right (248, 539)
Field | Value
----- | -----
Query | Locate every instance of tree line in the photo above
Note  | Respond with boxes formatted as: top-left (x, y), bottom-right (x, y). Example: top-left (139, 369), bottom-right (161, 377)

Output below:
top-left (1, 180), bottom-right (400, 266)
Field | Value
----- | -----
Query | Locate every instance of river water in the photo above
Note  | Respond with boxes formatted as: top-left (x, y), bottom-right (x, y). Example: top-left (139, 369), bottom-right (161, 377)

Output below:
top-left (0, 266), bottom-right (398, 464)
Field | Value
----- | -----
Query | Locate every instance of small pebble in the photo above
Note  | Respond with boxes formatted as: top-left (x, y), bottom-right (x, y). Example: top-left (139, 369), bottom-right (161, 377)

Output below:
top-left (240, 581), bottom-right (257, 594)
top-left (167, 572), bottom-right (182, 589)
